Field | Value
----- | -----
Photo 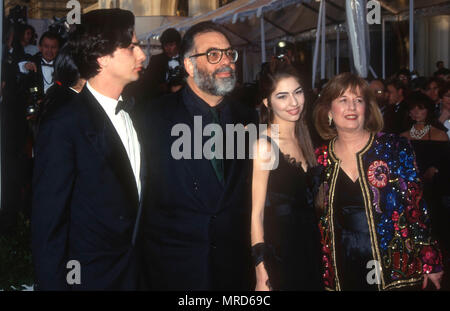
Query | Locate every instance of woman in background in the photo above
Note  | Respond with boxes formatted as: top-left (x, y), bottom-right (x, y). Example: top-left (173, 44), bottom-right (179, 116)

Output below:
top-left (400, 91), bottom-right (450, 272)
top-left (251, 61), bottom-right (323, 291)
top-left (313, 73), bottom-right (443, 291)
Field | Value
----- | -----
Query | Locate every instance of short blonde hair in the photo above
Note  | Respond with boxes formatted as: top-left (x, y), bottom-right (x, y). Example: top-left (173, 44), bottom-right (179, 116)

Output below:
top-left (313, 72), bottom-right (384, 140)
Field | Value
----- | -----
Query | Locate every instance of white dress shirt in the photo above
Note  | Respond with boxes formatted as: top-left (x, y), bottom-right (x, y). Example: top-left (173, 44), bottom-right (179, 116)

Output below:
top-left (18, 58), bottom-right (54, 94)
top-left (86, 82), bottom-right (141, 198)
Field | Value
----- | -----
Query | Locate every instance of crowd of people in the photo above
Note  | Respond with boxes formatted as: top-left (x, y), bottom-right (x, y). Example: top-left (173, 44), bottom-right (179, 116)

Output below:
top-left (1, 7), bottom-right (449, 291)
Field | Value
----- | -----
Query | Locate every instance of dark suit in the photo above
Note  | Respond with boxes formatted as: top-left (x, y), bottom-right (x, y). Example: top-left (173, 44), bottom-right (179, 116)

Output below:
top-left (32, 86), bottom-right (146, 290)
top-left (137, 85), bottom-right (258, 290)
top-left (20, 53), bottom-right (48, 100)
top-left (383, 100), bottom-right (409, 134)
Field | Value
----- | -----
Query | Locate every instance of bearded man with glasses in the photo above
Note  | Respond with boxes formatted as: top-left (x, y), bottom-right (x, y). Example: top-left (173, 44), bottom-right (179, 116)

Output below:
top-left (136, 21), bottom-right (258, 290)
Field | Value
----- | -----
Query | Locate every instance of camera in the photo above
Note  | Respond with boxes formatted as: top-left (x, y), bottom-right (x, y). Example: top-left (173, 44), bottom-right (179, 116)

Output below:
top-left (48, 17), bottom-right (70, 43)
top-left (275, 41), bottom-right (288, 61)
top-left (7, 5), bottom-right (27, 25)
top-left (166, 57), bottom-right (184, 86)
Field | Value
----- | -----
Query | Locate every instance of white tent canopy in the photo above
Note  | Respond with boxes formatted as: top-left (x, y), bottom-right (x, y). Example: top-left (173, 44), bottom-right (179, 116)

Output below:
top-left (138, 0), bottom-right (450, 82)
top-left (140, 0), bottom-right (450, 46)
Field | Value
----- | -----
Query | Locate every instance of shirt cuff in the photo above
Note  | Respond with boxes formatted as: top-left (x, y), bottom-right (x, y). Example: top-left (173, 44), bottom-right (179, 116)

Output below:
top-left (18, 61), bottom-right (29, 74)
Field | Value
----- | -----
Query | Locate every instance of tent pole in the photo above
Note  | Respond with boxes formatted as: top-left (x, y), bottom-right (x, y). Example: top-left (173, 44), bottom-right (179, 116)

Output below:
top-left (321, 0), bottom-right (326, 79)
top-left (382, 18), bottom-right (385, 79)
top-left (312, 0), bottom-right (324, 87)
top-left (336, 25), bottom-right (340, 75)
top-left (0, 0), bottom-right (3, 210)
top-left (409, 0), bottom-right (414, 71)
top-left (260, 15), bottom-right (266, 63)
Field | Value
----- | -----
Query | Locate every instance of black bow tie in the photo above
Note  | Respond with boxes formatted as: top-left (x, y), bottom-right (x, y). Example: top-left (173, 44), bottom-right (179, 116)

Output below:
top-left (41, 61), bottom-right (54, 68)
top-left (115, 97), bottom-right (135, 115)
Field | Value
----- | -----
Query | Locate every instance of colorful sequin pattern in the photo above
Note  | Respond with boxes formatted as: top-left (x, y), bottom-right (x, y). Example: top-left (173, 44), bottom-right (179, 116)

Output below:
top-left (315, 133), bottom-right (442, 290)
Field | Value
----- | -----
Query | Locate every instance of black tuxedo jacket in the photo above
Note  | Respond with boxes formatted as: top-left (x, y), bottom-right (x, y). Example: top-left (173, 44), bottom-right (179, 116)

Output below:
top-left (21, 53), bottom-right (47, 99)
top-left (32, 86), bottom-right (147, 290)
top-left (136, 86), bottom-right (258, 290)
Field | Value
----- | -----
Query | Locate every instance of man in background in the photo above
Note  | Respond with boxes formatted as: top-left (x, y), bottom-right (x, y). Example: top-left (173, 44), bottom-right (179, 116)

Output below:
top-left (141, 28), bottom-right (184, 100)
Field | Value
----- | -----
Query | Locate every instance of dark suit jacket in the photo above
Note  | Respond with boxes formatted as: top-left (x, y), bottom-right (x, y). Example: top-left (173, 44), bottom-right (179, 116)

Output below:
top-left (383, 100), bottom-right (409, 134)
top-left (137, 85), bottom-right (258, 290)
top-left (20, 53), bottom-right (47, 99)
top-left (32, 86), bottom-right (146, 290)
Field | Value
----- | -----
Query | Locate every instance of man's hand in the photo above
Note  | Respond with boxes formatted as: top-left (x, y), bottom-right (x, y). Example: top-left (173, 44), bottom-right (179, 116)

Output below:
top-left (25, 62), bottom-right (38, 72)
top-left (422, 271), bottom-right (444, 290)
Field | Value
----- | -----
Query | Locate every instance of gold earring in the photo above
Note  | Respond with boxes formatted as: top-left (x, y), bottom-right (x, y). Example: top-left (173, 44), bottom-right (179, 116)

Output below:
top-left (328, 114), bottom-right (333, 126)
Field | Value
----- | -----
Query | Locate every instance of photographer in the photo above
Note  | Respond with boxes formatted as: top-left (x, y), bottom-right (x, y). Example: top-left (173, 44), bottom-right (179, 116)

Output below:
top-left (18, 31), bottom-right (61, 99)
top-left (141, 28), bottom-right (184, 100)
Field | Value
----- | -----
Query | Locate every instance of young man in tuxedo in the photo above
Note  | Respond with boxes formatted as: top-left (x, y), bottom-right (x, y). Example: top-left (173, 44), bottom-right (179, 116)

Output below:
top-left (138, 21), bottom-right (257, 290)
top-left (31, 9), bottom-right (146, 290)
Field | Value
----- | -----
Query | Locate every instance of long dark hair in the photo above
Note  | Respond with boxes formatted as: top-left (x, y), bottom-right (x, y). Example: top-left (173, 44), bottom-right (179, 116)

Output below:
top-left (259, 61), bottom-right (317, 167)
top-left (405, 91), bottom-right (440, 128)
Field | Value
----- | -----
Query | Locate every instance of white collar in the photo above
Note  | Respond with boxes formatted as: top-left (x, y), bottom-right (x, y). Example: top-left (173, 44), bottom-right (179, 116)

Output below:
top-left (41, 58), bottom-right (54, 65)
top-left (86, 81), bottom-right (122, 115)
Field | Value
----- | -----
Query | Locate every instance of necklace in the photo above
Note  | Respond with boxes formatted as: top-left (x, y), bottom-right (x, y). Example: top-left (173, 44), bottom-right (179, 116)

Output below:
top-left (410, 124), bottom-right (430, 139)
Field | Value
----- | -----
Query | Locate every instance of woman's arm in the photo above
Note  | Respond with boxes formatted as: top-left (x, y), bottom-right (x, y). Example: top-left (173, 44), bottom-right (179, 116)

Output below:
top-left (251, 138), bottom-right (275, 291)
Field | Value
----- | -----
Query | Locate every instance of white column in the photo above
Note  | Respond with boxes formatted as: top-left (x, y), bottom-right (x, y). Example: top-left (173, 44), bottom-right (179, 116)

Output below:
top-left (382, 18), bottom-right (385, 79)
top-left (312, 0), bottom-right (324, 87)
top-left (336, 25), bottom-right (340, 75)
top-left (260, 15), bottom-right (266, 63)
top-left (0, 0), bottom-right (3, 209)
top-left (409, 0), bottom-right (414, 71)
top-left (321, 0), bottom-right (326, 79)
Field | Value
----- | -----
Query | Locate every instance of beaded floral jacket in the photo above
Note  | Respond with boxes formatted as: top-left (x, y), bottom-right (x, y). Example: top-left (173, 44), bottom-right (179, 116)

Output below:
top-left (314, 132), bottom-right (443, 291)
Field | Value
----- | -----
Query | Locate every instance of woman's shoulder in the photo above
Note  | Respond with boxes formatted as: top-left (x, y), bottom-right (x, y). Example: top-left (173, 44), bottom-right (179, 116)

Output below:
top-left (430, 126), bottom-right (450, 142)
top-left (373, 132), bottom-right (410, 145)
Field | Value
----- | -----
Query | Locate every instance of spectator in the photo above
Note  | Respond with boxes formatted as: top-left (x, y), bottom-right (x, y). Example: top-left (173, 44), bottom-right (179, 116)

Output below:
top-left (139, 28), bottom-right (184, 100)
top-left (16, 24), bottom-right (39, 56)
top-left (384, 78), bottom-right (409, 134)
top-left (369, 79), bottom-right (388, 114)
top-left (425, 77), bottom-right (442, 119)
top-left (438, 82), bottom-right (450, 139)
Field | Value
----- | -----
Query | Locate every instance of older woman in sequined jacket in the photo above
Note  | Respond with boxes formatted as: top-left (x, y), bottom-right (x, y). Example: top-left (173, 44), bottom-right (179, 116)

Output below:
top-left (312, 73), bottom-right (443, 291)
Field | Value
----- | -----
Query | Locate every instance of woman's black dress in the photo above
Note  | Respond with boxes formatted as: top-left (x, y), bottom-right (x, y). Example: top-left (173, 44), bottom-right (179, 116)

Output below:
top-left (410, 140), bottom-right (450, 256)
top-left (263, 138), bottom-right (323, 291)
top-left (333, 168), bottom-right (377, 291)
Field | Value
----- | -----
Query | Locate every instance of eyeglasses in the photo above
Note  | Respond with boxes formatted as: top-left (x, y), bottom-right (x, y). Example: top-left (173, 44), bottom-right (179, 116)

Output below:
top-left (189, 48), bottom-right (238, 64)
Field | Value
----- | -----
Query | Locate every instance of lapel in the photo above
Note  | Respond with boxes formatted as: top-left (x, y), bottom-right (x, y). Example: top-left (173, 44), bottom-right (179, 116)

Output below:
top-left (161, 91), bottom-right (224, 205)
top-left (81, 87), bottom-right (140, 208)
top-left (33, 55), bottom-right (45, 97)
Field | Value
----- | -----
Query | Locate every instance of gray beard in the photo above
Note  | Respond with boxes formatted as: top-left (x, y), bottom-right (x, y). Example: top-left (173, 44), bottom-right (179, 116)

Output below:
top-left (192, 60), bottom-right (236, 96)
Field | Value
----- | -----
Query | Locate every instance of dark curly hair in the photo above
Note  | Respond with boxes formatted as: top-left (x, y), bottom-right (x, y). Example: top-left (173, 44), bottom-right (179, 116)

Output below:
top-left (53, 42), bottom-right (80, 87)
top-left (69, 9), bottom-right (135, 80)
top-left (180, 21), bottom-right (230, 60)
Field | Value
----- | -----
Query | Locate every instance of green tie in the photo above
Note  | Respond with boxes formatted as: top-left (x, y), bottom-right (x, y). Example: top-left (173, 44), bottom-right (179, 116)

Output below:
top-left (209, 107), bottom-right (224, 184)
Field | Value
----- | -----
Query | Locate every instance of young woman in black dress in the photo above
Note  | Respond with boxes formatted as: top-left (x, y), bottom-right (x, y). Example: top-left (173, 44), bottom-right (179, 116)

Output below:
top-left (251, 62), bottom-right (323, 291)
